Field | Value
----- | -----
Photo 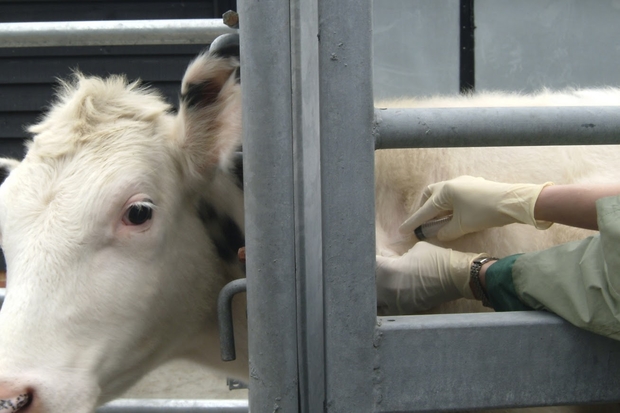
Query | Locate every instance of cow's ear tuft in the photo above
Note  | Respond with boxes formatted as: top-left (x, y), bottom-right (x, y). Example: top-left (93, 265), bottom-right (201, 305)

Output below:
top-left (177, 34), bottom-right (241, 179)
top-left (0, 158), bottom-right (20, 186)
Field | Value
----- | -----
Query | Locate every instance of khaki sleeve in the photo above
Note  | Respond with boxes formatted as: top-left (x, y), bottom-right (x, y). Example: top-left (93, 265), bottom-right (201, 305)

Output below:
top-left (512, 195), bottom-right (620, 340)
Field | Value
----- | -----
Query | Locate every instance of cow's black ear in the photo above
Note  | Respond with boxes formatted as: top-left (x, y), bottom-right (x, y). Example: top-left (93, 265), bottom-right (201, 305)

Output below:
top-left (177, 39), bottom-right (241, 177)
top-left (0, 159), bottom-right (20, 186)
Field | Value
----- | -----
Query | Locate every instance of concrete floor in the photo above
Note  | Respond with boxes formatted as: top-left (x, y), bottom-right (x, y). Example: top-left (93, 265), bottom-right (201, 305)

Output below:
top-left (121, 359), bottom-right (248, 400)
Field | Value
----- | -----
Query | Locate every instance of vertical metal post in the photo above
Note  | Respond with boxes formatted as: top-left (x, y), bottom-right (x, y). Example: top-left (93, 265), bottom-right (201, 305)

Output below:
top-left (241, 0), bottom-right (374, 411)
top-left (292, 0), bottom-right (377, 410)
top-left (317, 1), bottom-right (377, 411)
top-left (290, 0), bottom-right (325, 412)
top-left (238, 2), bottom-right (299, 412)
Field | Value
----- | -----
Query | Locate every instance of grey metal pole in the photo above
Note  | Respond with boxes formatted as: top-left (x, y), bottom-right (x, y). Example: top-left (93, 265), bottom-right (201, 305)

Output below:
top-left (374, 106), bottom-right (620, 149)
top-left (316, 1), bottom-right (377, 412)
top-left (238, 1), bottom-right (300, 412)
top-left (290, 1), bottom-right (325, 411)
top-left (0, 20), bottom-right (235, 47)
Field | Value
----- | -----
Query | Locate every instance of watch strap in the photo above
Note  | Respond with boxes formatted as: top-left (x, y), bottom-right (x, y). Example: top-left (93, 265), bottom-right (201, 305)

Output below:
top-left (470, 257), bottom-right (498, 308)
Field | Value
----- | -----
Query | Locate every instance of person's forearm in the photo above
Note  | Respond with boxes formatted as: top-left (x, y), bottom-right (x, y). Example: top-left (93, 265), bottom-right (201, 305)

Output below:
top-left (534, 184), bottom-right (620, 230)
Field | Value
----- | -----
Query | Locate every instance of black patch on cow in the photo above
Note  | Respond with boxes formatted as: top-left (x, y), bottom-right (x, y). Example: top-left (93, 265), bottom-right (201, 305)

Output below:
top-left (231, 151), bottom-right (243, 190)
top-left (233, 66), bottom-right (241, 84)
top-left (181, 80), bottom-right (221, 109)
top-left (197, 199), bottom-right (244, 263)
top-left (0, 166), bottom-right (11, 186)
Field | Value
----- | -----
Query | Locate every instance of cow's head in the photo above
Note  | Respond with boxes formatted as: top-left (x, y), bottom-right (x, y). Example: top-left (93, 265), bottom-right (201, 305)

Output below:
top-left (0, 37), bottom-right (245, 412)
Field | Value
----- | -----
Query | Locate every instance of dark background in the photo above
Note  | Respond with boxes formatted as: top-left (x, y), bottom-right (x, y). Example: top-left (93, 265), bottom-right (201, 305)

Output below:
top-left (0, 0), bottom-right (236, 159)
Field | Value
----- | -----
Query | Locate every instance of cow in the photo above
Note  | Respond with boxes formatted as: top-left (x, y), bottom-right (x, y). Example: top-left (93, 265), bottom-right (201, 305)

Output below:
top-left (0, 36), bottom-right (619, 412)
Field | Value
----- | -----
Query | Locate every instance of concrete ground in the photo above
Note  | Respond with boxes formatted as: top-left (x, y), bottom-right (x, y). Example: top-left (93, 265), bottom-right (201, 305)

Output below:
top-left (121, 359), bottom-right (248, 400)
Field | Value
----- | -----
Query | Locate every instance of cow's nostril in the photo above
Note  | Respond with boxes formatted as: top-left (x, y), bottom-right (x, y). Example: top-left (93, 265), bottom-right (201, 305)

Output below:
top-left (0, 392), bottom-right (31, 412)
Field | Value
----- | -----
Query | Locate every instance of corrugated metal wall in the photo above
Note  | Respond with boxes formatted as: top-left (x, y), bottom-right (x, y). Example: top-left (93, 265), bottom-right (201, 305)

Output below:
top-left (0, 0), bottom-right (236, 159)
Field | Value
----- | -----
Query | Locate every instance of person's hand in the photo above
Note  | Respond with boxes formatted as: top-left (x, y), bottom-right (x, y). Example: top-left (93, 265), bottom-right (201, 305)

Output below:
top-left (376, 242), bottom-right (485, 314)
top-left (399, 176), bottom-right (553, 241)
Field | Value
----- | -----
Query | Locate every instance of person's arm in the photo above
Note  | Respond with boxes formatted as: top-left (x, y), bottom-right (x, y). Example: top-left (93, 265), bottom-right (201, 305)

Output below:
top-left (478, 260), bottom-right (497, 291)
top-left (400, 176), bottom-right (620, 240)
top-left (534, 183), bottom-right (620, 230)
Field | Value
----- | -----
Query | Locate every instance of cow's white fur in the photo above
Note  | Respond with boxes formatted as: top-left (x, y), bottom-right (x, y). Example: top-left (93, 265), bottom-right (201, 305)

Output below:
top-left (0, 55), bottom-right (247, 412)
top-left (0, 50), bottom-right (619, 412)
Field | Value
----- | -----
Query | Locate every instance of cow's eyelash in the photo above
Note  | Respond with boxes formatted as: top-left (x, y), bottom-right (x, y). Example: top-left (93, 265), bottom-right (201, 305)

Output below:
top-left (130, 200), bottom-right (156, 210)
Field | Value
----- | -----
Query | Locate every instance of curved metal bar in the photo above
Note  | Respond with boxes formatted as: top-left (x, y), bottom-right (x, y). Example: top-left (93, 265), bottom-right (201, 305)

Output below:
top-left (217, 278), bottom-right (247, 362)
top-left (0, 19), bottom-right (236, 48)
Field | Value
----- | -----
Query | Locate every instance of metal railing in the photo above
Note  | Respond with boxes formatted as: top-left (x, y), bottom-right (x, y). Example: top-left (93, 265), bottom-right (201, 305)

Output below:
top-left (0, 19), bottom-right (234, 48)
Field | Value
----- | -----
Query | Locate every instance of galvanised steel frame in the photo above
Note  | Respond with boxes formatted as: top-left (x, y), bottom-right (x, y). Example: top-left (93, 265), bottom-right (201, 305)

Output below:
top-left (1, 2), bottom-right (620, 412)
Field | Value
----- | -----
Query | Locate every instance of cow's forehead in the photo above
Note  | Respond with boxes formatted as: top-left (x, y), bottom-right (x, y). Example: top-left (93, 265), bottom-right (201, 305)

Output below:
top-left (0, 75), bottom-right (181, 227)
top-left (27, 73), bottom-right (175, 161)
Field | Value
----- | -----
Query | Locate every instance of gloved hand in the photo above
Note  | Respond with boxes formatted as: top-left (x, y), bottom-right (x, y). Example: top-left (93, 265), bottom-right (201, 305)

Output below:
top-left (376, 242), bottom-right (486, 314)
top-left (399, 175), bottom-right (553, 241)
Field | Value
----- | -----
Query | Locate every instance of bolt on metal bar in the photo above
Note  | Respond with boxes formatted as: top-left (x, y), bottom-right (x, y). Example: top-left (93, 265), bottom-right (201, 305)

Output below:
top-left (0, 20), bottom-right (236, 48)
top-left (97, 399), bottom-right (248, 413)
top-left (374, 106), bottom-right (620, 149)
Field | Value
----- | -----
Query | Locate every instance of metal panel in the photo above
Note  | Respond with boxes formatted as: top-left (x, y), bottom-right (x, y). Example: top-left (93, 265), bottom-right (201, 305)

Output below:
top-left (372, 0), bottom-right (460, 100)
top-left (374, 313), bottom-right (620, 412)
top-left (0, 19), bottom-right (234, 48)
top-left (97, 399), bottom-right (247, 413)
top-left (476, 0), bottom-right (620, 92)
top-left (238, 1), bottom-right (300, 411)
top-left (374, 106), bottom-right (620, 149)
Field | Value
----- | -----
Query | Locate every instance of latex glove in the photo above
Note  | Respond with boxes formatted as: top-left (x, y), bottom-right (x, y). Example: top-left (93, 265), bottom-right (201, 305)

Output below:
top-left (376, 242), bottom-right (485, 314)
top-left (399, 175), bottom-right (553, 241)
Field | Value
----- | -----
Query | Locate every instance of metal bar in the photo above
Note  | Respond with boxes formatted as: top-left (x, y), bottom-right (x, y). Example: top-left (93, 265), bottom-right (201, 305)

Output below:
top-left (97, 399), bottom-right (248, 413)
top-left (0, 20), bottom-right (235, 48)
top-left (238, 1), bottom-right (300, 411)
top-left (374, 312), bottom-right (620, 412)
top-left (290, 0), bottom-right (325, 411)
top-left (316, 1), bottom-right (377, 412)
top-left (374, 106), bottom-right (620, 149)
top-left (217, 278), bottom-right (247, 362)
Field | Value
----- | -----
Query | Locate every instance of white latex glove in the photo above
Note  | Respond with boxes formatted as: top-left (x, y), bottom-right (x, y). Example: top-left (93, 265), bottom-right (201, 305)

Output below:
top-left (399, 175), bottom-right (553, 241)
top-left (376, 242), bottom-right (485, 314)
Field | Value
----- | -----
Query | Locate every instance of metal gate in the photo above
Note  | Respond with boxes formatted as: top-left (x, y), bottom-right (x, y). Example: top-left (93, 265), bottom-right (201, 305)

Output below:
top-left (1, 1), bottom-right (620, 412)
top-left (240, 0), bottom-right (620, 412)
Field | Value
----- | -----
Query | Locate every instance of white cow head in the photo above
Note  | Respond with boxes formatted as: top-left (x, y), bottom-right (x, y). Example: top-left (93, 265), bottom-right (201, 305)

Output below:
top-left (0, 38), bottom-right (246, 412)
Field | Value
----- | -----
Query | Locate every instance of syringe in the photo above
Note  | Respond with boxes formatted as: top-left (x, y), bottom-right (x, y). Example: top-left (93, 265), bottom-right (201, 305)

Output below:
top-left (413, 214), bottom-right (453, 241)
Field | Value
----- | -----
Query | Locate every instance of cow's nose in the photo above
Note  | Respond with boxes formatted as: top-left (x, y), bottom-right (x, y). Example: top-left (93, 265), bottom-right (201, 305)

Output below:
top-left (0, 389), bottom-right (30, 412)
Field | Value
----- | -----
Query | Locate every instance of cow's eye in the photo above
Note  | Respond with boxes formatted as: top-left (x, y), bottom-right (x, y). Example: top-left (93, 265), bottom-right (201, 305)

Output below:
top-left (123, 201), bottom-right (154, 226)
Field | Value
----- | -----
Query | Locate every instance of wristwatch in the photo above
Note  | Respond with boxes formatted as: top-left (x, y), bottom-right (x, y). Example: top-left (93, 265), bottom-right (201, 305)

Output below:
top-left (470, 256), bottom-right (498, 308)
